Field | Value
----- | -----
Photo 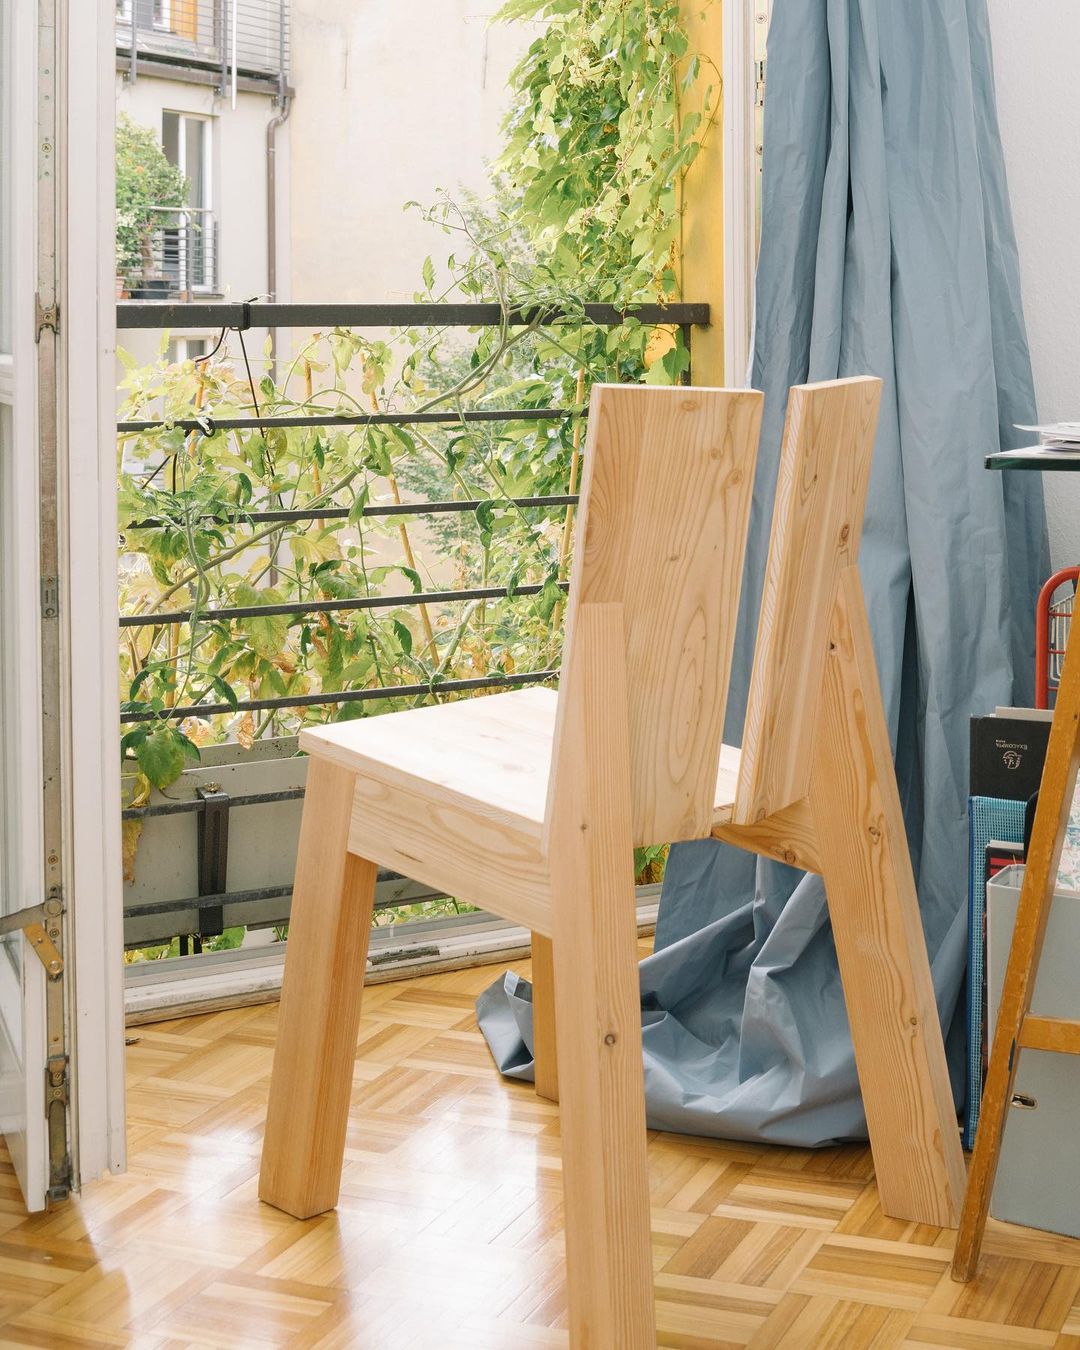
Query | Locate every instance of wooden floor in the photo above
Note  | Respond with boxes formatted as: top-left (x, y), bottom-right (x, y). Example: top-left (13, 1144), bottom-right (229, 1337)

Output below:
top-left (0, 948), bottom-right (1077, 1348)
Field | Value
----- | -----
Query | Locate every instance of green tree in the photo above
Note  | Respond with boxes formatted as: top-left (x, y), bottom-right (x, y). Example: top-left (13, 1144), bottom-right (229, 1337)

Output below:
top-left (115, 112), bottom-right (189, 282)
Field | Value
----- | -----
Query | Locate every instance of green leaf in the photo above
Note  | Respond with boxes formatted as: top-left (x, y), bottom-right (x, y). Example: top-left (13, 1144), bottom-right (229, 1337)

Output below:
top-left (422, 255), bottom-right (435, 291)
top-left (234, 584), bottom-right (290, 661)
top-left (392, 618), bottom-right (413, 658)
top-left (136, 726), bottom-right (189, 790)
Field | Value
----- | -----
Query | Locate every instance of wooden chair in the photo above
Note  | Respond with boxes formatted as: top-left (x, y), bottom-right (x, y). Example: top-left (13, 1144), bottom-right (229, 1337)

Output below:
top-left (259, 378), bottom-right (965, 1347)
top-left (530, 376), bottom-right (968, 1240)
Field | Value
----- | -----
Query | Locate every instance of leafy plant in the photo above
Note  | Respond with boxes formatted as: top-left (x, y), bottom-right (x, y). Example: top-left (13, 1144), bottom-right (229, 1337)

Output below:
top-left (118, 1), bottom-right (716, 915)
top-left (115, 112), bottom-right (189, 282)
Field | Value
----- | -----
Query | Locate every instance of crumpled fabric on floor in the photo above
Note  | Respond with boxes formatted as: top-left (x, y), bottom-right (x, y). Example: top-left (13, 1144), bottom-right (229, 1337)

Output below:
top-left (476, 0), bottom-right (1048, 1145)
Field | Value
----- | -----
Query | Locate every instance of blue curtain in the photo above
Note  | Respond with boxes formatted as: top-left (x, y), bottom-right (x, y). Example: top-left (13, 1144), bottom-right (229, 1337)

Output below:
top-left (477, 0), bottom-right (1048, 1145)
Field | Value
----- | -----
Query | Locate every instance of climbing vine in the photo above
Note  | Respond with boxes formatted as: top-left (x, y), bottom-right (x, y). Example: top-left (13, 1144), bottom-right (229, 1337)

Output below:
top-left (117, 0), bottom-right (719, 824)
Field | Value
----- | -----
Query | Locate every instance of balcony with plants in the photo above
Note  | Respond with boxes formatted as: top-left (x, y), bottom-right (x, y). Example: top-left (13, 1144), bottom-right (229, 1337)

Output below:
top-left (114, 0), bottom-right (714, 989)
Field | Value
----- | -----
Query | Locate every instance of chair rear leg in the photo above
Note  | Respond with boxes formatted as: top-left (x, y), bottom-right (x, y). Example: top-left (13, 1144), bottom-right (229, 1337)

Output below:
top-left (259, 757), bottom-right (376, 1219)
top-left (530, 932), bottom-right (559, 1101)
top-left (810, 567), bottom-right (966, 1228)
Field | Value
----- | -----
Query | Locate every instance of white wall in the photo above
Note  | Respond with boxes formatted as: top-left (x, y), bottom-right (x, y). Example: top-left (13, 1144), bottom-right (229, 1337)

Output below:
top-left (989, 2), bottom-right (1080, 569)
top-left (115, 75), bottom-right (288, 370)
top-left (288, 0), bottom-right (537, 304)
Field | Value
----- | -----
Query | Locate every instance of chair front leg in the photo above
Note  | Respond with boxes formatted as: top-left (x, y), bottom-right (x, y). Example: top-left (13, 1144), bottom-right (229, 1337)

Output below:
top-left (259, 756), bottom-right (376, 1219)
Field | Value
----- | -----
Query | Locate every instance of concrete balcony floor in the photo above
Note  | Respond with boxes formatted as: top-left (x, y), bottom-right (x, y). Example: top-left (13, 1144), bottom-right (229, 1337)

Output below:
top-left (0, 943), bottom-right (1076, 1346)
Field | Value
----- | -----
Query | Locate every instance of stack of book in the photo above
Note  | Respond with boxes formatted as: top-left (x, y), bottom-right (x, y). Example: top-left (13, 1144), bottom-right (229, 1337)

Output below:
top-left (965, 708), bottom-right (1080, 1145)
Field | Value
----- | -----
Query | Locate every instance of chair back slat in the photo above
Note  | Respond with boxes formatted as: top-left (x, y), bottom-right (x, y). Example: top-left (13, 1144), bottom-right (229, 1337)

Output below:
top-left (733, 376), bottom-right (882, 824)
top-left (548, 384), bottom-right (763, 847)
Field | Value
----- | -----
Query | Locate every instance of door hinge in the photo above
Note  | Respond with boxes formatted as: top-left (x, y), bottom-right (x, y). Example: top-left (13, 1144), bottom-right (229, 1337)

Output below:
top-left (40, 575), bottom-right (59, 619)
top-left (34, 296), bottom-right (59, 343)
top-left (0, 895), bottom-right (64, 979)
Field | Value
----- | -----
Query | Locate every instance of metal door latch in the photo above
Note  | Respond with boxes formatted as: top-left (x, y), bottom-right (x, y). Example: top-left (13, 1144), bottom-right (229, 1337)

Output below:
top-left (0, 897), bottom-right (64, 978)
top-left (34, 296), bottom-right (59, 342)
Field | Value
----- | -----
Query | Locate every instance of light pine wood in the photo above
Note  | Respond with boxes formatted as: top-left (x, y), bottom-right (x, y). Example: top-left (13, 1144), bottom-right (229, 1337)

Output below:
top-left (712, 376), bottom-right (965, 1231)
top-left (546, 603), bottom-right (655, 1346)
top-left (347, 767), bottom-right (551, 935)
top-left (711, 796), bottom-right (821, 872)
top-left (808, 565), bottom-right (967, 1229)
top-left (530, 933), bottom-right (559, 1101)
top-left (258, 758), bottom-right (377, 1219)
top-left (550, 384), bottom-right (763, 847)
top-left (259, 377), bottom-right (965, 1350)
top-left (733, 377), bottom-right (881, 825)
top-left (953, 608), bottom-right (1080, 1282)
top-left (303, 685), bottom-right (557, 828)
top-left (260, 385), bottom-right (764, 1347)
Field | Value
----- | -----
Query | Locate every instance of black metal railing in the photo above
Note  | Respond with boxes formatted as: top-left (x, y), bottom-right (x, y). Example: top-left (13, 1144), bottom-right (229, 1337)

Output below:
top-left (123, 207), bottom-right (218, 300)
top-left (115, 300), bottom-right (706, 727)
top-left (116, 299), bottom-right (708, 949)
top-left (116, 0), bottom-right (289, 94)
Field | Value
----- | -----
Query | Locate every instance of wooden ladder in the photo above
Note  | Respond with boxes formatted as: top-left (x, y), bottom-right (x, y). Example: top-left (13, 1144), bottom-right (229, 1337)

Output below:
top-left (952, 605), bottom-right (1080, 1280)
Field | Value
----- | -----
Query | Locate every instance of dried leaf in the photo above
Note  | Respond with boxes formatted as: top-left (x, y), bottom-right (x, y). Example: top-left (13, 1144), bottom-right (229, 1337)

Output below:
top-left (122, 818), bottom-right (143, 885)
top-left (179, 716), bottom-right (214, 748)
top-left (236, 712), bottom-right (255, 751)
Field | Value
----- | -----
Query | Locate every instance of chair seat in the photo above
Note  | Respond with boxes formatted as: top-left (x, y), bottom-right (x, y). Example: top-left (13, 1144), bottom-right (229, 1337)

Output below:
top-left (301, 686), bottom-right (744, 839)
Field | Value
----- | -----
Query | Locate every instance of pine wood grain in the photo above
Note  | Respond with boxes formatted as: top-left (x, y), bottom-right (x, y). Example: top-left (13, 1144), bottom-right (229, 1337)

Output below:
top-left (734, 377), bottom-right (880, 825)
top-left (546, 603), bottom-right (656, 1346)
top-left (809, 566), bottom-right (966, 1230)
top-left (259, 759), bottom-right (377, 1219)
top-left (711, 796), bottom-right (821, 872)
top-left (551, 383), bottom-right (763, 847)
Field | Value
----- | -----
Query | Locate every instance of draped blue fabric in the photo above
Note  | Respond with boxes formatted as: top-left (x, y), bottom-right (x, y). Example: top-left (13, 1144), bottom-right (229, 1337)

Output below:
top-left (476, 0), bottom-right (1048, 1145)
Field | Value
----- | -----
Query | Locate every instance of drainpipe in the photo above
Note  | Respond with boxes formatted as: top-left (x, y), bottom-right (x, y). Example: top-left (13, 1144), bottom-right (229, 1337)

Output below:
top-left (266, 1), bottom-right (291, 381)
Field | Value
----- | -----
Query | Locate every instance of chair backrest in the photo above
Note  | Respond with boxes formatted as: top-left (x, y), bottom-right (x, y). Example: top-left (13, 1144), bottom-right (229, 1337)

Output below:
top-left (732, 376), bottom-right (882, 825)
top-left (549, 384), bottom-right (764, 847)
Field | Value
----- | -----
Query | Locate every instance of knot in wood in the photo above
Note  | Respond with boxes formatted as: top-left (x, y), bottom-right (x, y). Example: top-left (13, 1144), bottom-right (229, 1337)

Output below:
top-left (603, 1032), bottom-right (617, 1047)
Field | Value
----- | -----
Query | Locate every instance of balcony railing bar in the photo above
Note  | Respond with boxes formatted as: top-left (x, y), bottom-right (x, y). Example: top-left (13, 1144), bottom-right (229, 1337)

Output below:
top-left (124, 883), bottom-right (403, 921)
top-left (126, 493), bottom-right (580, 530)
top-left (122, 787), bottom-right (304, 820)
top-left (117, 405), bottom-right (570, 434)
top-left (120, 581), bottom-right (570, 629)
top-left (115, 300), bottom-right (709, 330)
top-left (119, 668), bottom-right (559, 723)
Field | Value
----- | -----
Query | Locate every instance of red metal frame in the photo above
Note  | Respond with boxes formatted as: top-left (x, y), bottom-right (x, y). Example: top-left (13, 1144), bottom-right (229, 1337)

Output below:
top-left (1036, 566), bottom-right (1080, 708)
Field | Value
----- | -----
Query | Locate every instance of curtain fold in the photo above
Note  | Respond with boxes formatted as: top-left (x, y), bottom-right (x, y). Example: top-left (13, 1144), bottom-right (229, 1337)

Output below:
top-left (476, 0), bottom-right (1048, 1146)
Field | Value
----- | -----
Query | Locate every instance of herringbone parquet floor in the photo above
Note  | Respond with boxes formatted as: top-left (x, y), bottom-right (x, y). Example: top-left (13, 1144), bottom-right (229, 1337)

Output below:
top-left (0, 946), bottom-right (1076, 1348)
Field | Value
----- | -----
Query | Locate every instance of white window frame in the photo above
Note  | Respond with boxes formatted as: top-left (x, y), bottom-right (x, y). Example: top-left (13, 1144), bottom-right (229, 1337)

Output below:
top-left (162, 109), bottom-right (213, 212)
top-left (64, 0), bottom-right (127, 1188)
top-left (722, 0), bottom-right (760, 385)
top-left (166, 334), bottom-right (213, 365)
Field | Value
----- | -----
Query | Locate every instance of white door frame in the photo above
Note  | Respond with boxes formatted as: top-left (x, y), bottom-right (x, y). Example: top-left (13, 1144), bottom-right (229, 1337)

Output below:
top-left (722, 0), bottom-right (758, 385)
top-left (61, 0), bottom-right (126, 1188)
top-left (0, 0), bottom-right (49, 1209)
